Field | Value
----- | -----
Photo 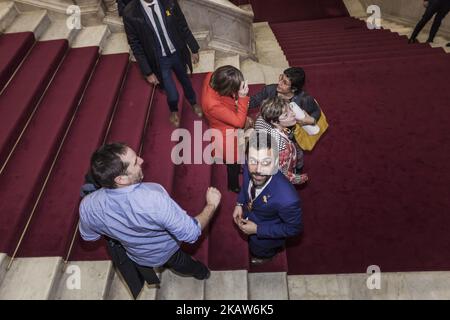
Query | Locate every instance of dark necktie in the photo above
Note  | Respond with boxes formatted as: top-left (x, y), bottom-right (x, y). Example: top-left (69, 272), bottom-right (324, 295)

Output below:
top-left (149, 4), bottom-right (171, 56)
top-left (250, 185), bottom-right (256, 201)
top-left (248, 185), bottom-right (256, 212)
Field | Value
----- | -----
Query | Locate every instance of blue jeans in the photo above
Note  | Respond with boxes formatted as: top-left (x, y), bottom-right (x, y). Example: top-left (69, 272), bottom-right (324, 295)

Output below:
top-left (159, 52), bottom-right (197, 112)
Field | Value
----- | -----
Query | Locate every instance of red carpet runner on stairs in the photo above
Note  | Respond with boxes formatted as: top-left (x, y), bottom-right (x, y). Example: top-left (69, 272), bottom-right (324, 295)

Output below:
top-left (230, 0), bottom-right (348, 23)
top-left (1, 12), bottom-right (450, 275)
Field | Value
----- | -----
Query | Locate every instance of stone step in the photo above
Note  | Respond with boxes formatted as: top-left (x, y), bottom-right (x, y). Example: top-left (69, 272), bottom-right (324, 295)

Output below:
top-left (288, 272), bottom-right (450, 300)
top-left (40, 17), bottom-right (79, 45)
top-left (253, 22), bottom-right (279, 41)
top-left (107, 270), bottom-right (159, 300)
top-left (204, 270), bottom-right (248, 300)
top-left (429, 36), bottom-right (450, 53)
top-left (336, 9), bottom-right (450, 55)
top-left (103, 13), bottom-right (124, 34)
top-left (391, 27), bottom-right (413, 35)
top-left (261, 64), bottom-right (286, 85)
top-left (192, 49), bottom-right (215, 74)
top-left (102, 32), bottom-right (129, 55)
top-left (0, 257), bottom-right (61, 300)
top-left (342, 0), bottom-right (367, 19)
top-left (71, 25), bottom-right (110, 51)
top-left (5, 9), bottom-right (50, 40)
top-left (248, 272), bottom-right (289, 300)
top-left (0, 253), bottom-right (8, 286)
top-left (240, 59), bottom-right (265, 85)
top-left (288, 274), bottom-right (353, 300)
top-left (51, 261), bottom-right (113, 300)
top-left (255, 23), bottom-right (289, 69)
top-left (0, 1), bottom-right (18, 33)
top-left (156, 269), bottom-right (205, 300)
top-left (215, 54), bottom-right (240, 70)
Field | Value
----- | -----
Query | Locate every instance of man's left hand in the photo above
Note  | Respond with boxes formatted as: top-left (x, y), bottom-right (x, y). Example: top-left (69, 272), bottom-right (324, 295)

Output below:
top-left (239, 219), bottom-right (257, 235)
top-left (192, 53), bottom-right (200, 64)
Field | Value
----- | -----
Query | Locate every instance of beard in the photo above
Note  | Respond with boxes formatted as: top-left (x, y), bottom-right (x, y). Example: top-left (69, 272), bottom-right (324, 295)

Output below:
top-left (131, 170), bottom-right (144, 185)
top-left (250, 172), bottom-right (271, 188)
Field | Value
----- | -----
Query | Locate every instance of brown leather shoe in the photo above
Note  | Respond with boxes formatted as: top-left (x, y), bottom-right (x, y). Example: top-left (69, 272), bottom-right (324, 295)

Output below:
top-left (169, 112), bottom-right (180, 128)
top-left (191, 103), bottom-right (203, 118)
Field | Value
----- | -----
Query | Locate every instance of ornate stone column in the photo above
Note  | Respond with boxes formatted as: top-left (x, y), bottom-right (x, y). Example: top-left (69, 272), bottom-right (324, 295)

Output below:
top-left (101, 0), bottom-right (123, 32)
top-left (102, 0), bottom-right (118, 14)
top-left (179, 0), bottom-right (256, 60)
top-left (73, 0), bottom-right (105, 25)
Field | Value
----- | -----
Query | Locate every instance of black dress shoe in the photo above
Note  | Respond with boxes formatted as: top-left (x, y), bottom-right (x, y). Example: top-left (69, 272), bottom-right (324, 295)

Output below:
top-left (446, 43), bottom-right (450, 47)
top-left (408, 38), bottom-right (418, 44)
top-left (193, 267), bottom-right (211, 280)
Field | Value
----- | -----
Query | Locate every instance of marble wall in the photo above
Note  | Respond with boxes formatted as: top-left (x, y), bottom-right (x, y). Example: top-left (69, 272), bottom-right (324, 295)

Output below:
top-left (179, 0), bottom-right (256, 59)
top-left (12, 0), bottom-right (256, 59)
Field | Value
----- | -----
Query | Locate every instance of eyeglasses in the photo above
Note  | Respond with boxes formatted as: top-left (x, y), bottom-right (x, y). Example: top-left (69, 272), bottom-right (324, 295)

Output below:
top-left (248, 158), bottom-right (273, 167)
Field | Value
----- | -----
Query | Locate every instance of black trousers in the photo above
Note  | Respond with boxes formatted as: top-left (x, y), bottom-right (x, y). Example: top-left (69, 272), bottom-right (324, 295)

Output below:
top-left (164, 249), bottom-right (210, 280)
top-left (106, 238), bottom-right (161, 299)
top-left (107, 238), bottom-right (209, 299)
top-left (410, 0), bottom-right (450, 42)
top-left (226, 163), bottom-right (241, 192)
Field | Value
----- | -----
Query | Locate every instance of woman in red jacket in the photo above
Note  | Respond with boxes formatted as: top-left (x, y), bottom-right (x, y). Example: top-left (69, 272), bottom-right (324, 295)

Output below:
top-left (202, 65), bottom-right (250, 192)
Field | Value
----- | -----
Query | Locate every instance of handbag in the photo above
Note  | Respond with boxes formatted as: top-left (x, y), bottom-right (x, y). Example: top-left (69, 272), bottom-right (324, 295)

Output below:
top-left (293, 100), bottom-right (329, 151)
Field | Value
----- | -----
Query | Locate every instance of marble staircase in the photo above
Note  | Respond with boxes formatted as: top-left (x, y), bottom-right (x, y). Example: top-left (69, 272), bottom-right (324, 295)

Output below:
top-left (1, 0), bottom-right (450, 300)
top-left (0, 0), bottom-right (288, 300)
top-left (344, 0), bottom-right (450, 53)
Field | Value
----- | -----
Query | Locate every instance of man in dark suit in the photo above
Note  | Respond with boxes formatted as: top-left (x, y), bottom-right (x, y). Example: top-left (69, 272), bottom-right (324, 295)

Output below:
top-left (122, 0), bottom-right (203, 127)
top-left (409, 0), bottom-right (450, 43)
top-left (117, 0), bottom-right (132, 16)
top-left (233, 132), bottom-right (302, 265)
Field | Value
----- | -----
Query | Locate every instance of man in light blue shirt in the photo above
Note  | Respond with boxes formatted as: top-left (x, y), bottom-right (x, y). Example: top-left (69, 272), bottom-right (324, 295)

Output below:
top-left (79, 143), bottom-right (221, 280)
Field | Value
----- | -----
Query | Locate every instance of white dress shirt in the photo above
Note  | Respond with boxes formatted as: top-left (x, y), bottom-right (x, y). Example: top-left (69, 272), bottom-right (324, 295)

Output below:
top-left (140, 0), bottom-right (176, 56)
top-left (249, 176), bottom-right (273, 200)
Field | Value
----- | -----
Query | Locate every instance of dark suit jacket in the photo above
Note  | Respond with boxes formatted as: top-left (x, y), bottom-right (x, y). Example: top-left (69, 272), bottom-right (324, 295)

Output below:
top-left (237, 165), bottom-right (302, 249)
top-left (122, 0), bottom-right (199, 82)
top-left (117, 0), bottom-right (132, 16)
top-left (250, 84), bottom-right (321, 122)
